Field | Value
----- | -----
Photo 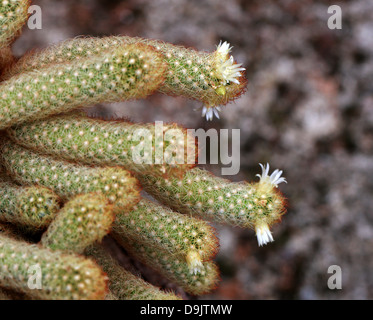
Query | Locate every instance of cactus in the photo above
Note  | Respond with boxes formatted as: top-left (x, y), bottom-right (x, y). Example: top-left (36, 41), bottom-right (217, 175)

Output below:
top-left (0, 42), bottom-right (166, 130)
top-left (0, 232), bottom-right (108, 300)
top-left (138, 165), bottom-right (287, 246)
top-left (7, 111), bottom-right (197, 178)
top-left (85, 245), bottom-right (181, 300)
top-left (115, 234), bottom-right (220, 296)
top-left (0, 3), bottom-right (291, 300)
top-left (41, 193), bottom-right (115, 254)
top-left (112, 197), bottom-right (218, 274)
top-left (0, 177), bottom-right (60, 229)
top-left (0, 0), bottom-right (30, 48)
top-left (4, 36), bottom-right (247, 120)
top-left (0, 138), bottom-right (140, 211)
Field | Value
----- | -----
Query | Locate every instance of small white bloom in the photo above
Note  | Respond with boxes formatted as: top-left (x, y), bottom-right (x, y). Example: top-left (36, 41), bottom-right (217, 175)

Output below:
top-left (255, 222), bottom-right (274, 246)
top-left (186, 251), bottom-right (205, 275)
top-left (216, 41), bottom-right (233, 57)
top-left (215, 41), bottom-right (245, 85)
top-left (201, 106), bottom-right (221, 121)
top-left (218, 56), bottom-right (245, 85)
top-left (256, 163), bottom-right (287, 188)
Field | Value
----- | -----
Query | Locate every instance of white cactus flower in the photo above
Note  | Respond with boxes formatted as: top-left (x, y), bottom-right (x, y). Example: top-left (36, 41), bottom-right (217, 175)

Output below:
top-left (186, 251), bottom-right (205, 275)
top-left (216, 41), bottom-right (233, 57)
top-left (215, 41), bottom-right (245, 85)
top-left (255, 222), bottom-right (274, 246)
top-left (256, 163), bottom-right (287, 188)
top-left (218, 56), bottom-right (245, 85)
top-left (201, 105), bottom-right (221, 121)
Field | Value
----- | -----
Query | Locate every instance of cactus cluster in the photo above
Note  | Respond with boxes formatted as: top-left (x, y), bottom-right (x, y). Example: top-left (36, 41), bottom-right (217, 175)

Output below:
top-left (0, 0), bottom-right (288, 300)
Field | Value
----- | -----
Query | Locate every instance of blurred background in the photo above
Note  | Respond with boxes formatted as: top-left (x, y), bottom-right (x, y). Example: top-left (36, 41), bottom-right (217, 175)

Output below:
top-left (13, 0), bottom-right (373, 299)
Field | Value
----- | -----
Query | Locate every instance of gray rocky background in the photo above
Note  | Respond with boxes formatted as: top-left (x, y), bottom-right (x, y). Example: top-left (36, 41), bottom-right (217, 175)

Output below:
top-left (11, 0), bottom-right (373, 299)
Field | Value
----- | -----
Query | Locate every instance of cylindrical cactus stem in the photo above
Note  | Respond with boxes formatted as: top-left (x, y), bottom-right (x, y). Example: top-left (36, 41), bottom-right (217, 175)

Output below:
top-left (0, 0), bottom-right (30, 48)
top-left (138, 164), bottom-right (287, 246)
top-left (0, 42), bottom-right (166, 130)
top-left (4, 36), bottom-right (247, 120)
top-left (85, 245), bottom-right (181, 300)
top-left (0, 138), bottom-right (141, 211)
top-left (112, 197), bottom-right (218, 274)
top-left (151, 39), bottom-right (247, 120)
top-left (0, 177), bottom-right (60, 230)
top-left (41, 193), bottom-right (115, 254)
top-left (115, 235), bottom-right (220, 296)
top-left (0, 233), bottom-right (108, 299)
top-left (7, 112), bottom-right (197, 179)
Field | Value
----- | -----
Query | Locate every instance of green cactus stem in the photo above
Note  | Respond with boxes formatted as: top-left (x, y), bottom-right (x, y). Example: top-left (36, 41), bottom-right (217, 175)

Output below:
top-left (138, 165), bottom-right (287, 246)
top-left (0, 232), bottom-right (108, 299)
top-left (0, 138), bottom-right (141, 211)
top-left (4, 36), bottom-right (247, 120)
top-left (7, 112), bottom-right (197, 179)
top-left (41, 193), bottom-right (115, 254)
top-left (115, 234), bottom-right (220, 296)
top-left (112, 197), bottom-right (218, 274)
top-left (0, 0), bottom-right (30, 48)
top-left (0, 42), bottom-right (166, 130)
top-left (85, 245), bottom-right (181, 300)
